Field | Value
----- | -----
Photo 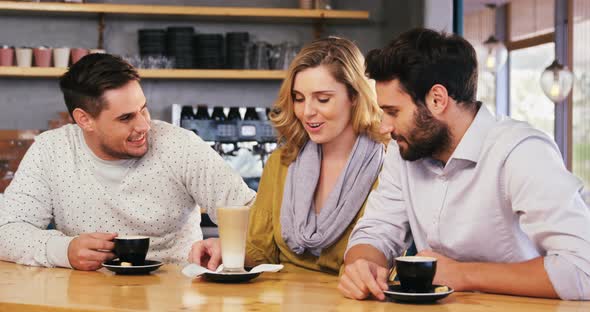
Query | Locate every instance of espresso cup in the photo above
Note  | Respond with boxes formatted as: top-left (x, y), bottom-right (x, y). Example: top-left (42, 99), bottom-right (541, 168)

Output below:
top-left (114, 236), bottom-right (150, 265)
top-left (395, 256), bottom-right (437, 293)
top-left (217, 205), bottom-right (250, 272)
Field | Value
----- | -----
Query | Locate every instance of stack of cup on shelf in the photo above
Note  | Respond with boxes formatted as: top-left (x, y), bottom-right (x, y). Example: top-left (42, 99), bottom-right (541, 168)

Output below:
top-left (194, 33), bottom-right (224, 69)
top-left (0, 44), bottom-right (105, 67)
top-left (138, 29), bottom-right (167, 58)
top-left (226, 32), bottom-right (249, 69)
top-left (167, 27), bottom-right (195, 69)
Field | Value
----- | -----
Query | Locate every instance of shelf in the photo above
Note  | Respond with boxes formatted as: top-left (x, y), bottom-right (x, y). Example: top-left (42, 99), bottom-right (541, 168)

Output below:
top-left (0, 1), bottom-right (369, 21)
top-left (0, 67), bottom-right (286, 80)
top-left (0, 2), bottom-right (368, 79)
top-left (139, 69), bottom-right (286, 80)
top-left (0, 66), bottom-right (64, 78)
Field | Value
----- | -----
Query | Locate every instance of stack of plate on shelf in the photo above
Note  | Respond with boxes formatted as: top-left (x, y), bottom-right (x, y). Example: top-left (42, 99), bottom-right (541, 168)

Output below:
top-left (138, 29), bottom-right (166, 57)
top-left (194, 34), bottom-right (224, 69)
top-left (167, 26), bottom-right (195, 69)
top-left (225, 32), bottom-right (249, 69)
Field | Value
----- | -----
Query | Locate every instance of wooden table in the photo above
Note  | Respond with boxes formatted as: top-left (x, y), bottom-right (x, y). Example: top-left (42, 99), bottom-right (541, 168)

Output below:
top-left (0, 261), bottom-right (587, 311)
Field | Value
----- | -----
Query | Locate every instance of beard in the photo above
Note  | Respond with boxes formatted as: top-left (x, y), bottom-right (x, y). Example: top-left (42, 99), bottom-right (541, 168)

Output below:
top-left (392, 105), bottom-right (451, 161)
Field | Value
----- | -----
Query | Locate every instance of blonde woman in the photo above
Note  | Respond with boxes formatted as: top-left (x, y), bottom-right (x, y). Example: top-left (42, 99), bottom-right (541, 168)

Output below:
top-left (189, 37), bottom-right (388, 274)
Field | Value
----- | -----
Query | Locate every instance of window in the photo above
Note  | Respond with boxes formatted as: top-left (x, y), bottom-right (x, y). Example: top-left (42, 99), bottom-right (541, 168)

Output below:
top-left (464, 8), bottom-right (496, 114)
top-left (509, 0), bottom-right (555, 41)
top-left (506, 0), bottom-right (556, 139)
top-left (573, 0), bottom-right (590, 204)
top-left (509, 43), bottom-right (555, 139)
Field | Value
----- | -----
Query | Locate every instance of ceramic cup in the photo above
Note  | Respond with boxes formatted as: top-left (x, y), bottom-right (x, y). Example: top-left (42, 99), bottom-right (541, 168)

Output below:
top-left (395, 256), bottom-right (437, 293)
top-left (70, 47), bottom-right (89, 65)
top-left (53, 47), bottom-right (71, 68)
top-left (0, 45), bottom-right (14, 66)
top-left (114, 236), bottom-right (150, 265)
top-left (33, 46), bottom-right (52, 67)
top-left (15, 47), bottom-right (33, 67)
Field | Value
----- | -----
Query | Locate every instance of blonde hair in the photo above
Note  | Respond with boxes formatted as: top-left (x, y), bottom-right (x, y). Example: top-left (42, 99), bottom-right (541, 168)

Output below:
top-left (270, 37), bottom-right (388, 165)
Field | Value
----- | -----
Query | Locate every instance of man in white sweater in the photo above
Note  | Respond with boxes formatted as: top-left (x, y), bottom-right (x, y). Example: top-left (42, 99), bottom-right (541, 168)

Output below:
top-left (0, 53), bottom-right (255, 270)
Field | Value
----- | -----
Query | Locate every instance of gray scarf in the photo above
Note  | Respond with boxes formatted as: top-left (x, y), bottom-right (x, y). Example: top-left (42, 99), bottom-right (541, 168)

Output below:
top-left (280, 135), bottom-right (384, 256)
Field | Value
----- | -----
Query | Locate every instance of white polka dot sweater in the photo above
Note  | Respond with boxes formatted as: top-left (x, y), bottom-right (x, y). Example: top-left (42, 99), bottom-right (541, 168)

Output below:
top-left (0, 121), bottom-right (255, 268)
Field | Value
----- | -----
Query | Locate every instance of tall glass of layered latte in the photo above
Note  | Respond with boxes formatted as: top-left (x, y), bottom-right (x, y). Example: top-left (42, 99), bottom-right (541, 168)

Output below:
top-left (217, 205), bottom-right (250, 272)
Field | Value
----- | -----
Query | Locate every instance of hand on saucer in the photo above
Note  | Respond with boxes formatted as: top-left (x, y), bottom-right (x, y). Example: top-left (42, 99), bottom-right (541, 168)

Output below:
top-left (188, 238), bottom-right (221, 271)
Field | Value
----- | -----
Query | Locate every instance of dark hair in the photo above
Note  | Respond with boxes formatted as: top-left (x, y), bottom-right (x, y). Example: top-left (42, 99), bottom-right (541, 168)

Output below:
top-left (59, 53), bottom-right (140, 119)
top-left (366, 28), bottom-right (478, 111)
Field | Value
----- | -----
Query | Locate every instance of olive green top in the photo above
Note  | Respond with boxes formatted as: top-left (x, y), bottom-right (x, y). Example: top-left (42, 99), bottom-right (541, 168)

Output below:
top-left (246, 148), bottom-right (377, 275)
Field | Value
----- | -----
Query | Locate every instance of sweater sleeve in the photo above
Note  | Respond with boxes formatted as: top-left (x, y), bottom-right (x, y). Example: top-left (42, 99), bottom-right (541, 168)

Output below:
top-left (0, 139), bottom-right (73, 268)
top-left (246, 150), bottom-right (281, 265)
top-left (181, 131), bottom-right (256, 224)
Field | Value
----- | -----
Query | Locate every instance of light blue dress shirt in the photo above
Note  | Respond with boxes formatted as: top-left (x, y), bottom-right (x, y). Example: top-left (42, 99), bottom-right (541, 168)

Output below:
top-left (347, 105), bottom-right (590, 300)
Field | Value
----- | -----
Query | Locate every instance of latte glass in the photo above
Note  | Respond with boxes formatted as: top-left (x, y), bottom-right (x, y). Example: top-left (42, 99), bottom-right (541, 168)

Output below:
top-left (217, 205), bottom-right (250, 272)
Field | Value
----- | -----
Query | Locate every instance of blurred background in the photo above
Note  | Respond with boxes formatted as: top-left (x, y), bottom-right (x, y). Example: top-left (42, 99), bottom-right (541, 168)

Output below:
top-left (0, 0), bottom-right (588, 207)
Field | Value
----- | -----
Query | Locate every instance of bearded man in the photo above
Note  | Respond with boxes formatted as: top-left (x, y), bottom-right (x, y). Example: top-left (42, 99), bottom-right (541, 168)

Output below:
top-left (338, 28), bottom-right (590, 301)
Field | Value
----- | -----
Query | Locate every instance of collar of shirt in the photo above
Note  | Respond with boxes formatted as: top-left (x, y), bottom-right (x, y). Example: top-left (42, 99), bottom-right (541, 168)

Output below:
top-left (421, 105), bottom-right (496, 175)
top-left (450, 104), bottom-right (496, 163)
top-left (78, 129), bottom-right (136, 168)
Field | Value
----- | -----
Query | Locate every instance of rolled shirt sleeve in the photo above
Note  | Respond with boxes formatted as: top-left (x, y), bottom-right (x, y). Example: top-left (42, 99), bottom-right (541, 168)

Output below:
top-left (506, 136), bottom-right (590, 300)
top-left (545, 255), bottom-right (590, 300)
top-left (346, 141), bottom-right (412, 266)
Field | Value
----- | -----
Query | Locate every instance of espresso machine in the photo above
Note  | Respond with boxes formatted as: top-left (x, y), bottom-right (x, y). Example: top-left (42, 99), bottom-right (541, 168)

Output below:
top-left (172, 104), bottom-right (277, 237)
top-left (172, 103), bottom-right (277, 191)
